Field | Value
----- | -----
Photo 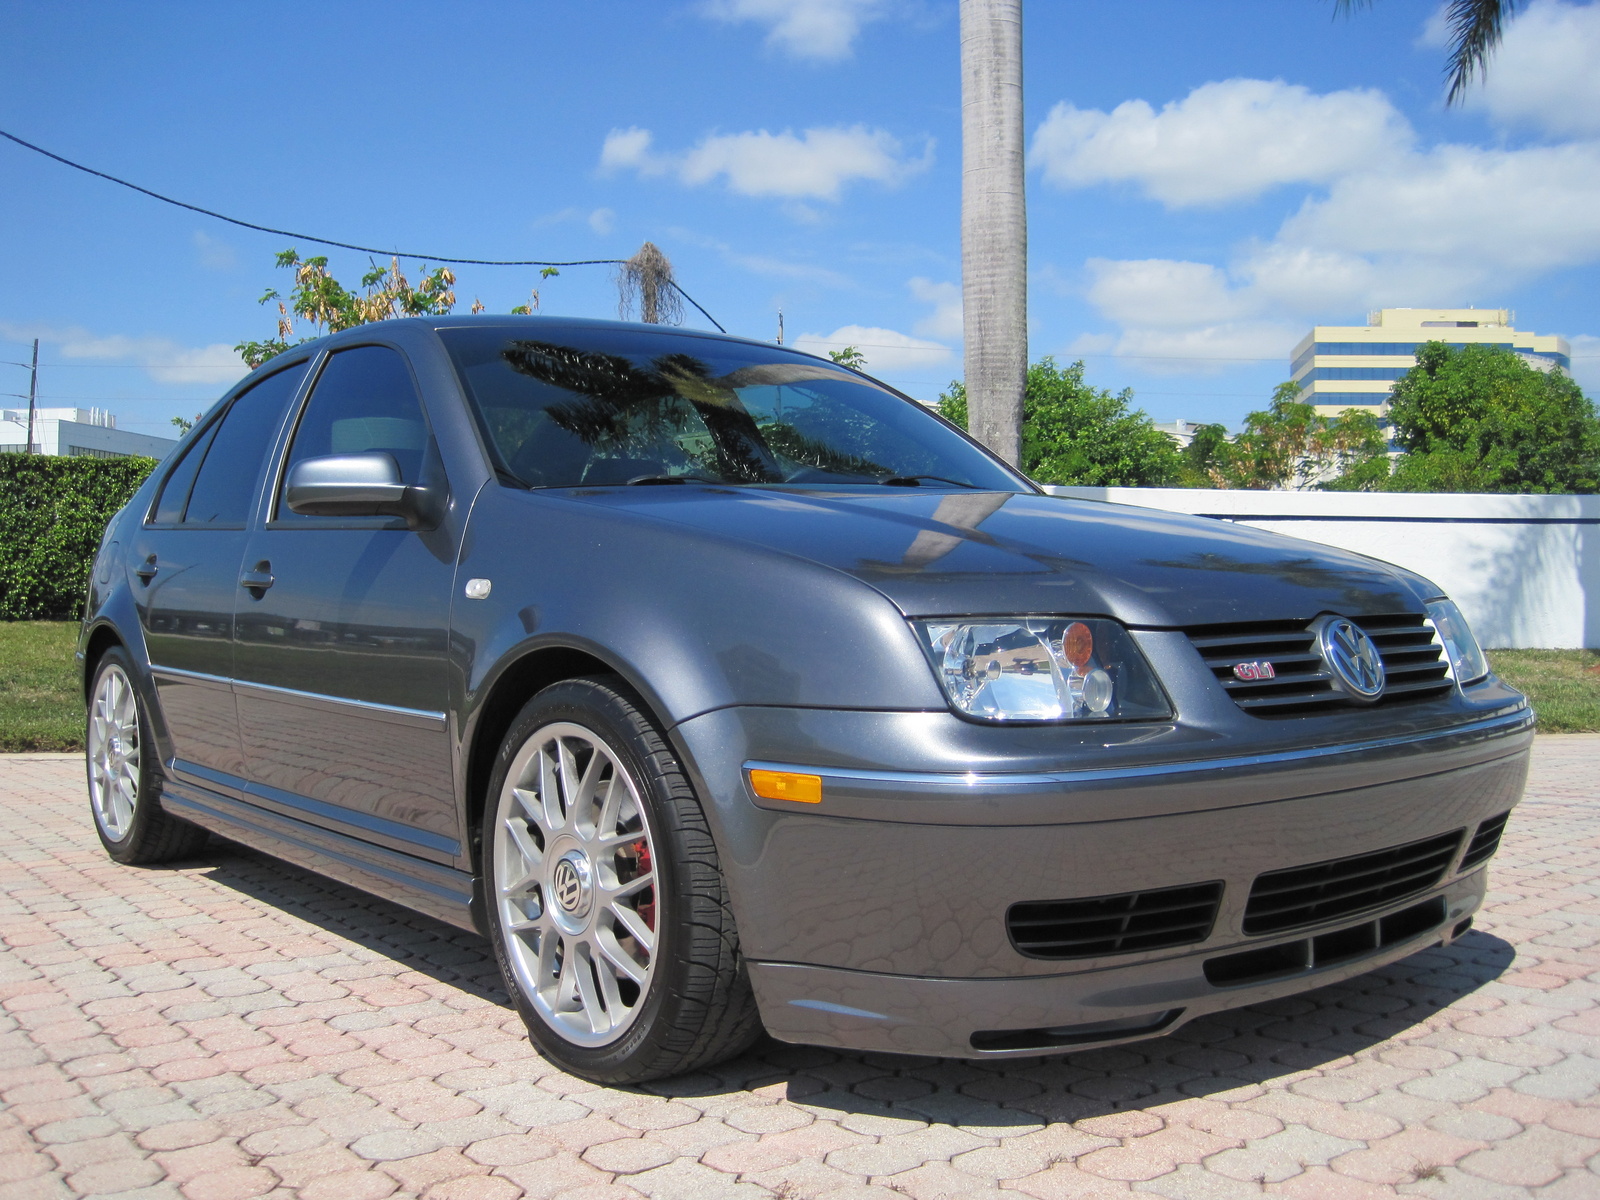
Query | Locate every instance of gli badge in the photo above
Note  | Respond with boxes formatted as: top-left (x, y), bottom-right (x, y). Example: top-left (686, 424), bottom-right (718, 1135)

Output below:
top-left (1232, 660), bottom-right (1276, 682)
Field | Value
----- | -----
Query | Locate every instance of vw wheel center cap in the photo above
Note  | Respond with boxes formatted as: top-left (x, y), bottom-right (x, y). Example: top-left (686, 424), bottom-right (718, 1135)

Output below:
top-left (1318, 616), bottom-right (1385, 700)
top-left (551, 851), bottom-right (594, 921)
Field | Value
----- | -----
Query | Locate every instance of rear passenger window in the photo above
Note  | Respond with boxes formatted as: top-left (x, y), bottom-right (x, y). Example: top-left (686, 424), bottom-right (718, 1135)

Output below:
top-left (182, 361), bottom-right (310, 525)
top-left (277, 346), bottom-right (431, 518)
top-left (151, 421), bottom-right (220, 524)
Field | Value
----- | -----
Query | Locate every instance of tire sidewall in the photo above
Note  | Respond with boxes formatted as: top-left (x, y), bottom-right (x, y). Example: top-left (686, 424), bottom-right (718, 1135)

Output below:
top-left (481, 676), bottom-right (686, 1081)
top-left (86, 647), bottom-right (162, 863)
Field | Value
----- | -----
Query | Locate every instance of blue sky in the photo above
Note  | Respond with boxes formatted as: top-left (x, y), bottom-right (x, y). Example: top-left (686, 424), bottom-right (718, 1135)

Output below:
top-left (2, 0), bottom-right (1597, 442)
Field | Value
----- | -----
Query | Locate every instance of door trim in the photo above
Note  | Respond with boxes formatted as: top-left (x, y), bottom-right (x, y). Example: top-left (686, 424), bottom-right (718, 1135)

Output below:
top-left (157, 664), bottom-right (448, 730)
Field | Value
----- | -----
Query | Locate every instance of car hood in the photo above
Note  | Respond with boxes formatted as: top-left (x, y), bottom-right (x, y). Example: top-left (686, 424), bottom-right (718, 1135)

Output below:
top-left (562, 487), bottom-right (1432, 627)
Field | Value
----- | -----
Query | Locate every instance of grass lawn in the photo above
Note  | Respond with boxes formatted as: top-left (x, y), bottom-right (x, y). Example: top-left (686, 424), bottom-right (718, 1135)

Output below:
top-left (0, 621), bottom-right (83, 752)
top-left (1, 622), bottom-right (1597, 753)
top-left (1487, 649), bottom-right (1600, 733)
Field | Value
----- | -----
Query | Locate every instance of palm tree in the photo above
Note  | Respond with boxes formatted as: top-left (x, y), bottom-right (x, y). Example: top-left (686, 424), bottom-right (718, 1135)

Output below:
top-left (1337, 1), bottom-right (1524, 105)
top-left (958, 0), bottom-right (1026, 468)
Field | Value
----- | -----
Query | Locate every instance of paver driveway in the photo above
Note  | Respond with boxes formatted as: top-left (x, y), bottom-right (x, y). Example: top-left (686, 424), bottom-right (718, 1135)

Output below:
top-left (2, 738), bottom-right (1598, 1200)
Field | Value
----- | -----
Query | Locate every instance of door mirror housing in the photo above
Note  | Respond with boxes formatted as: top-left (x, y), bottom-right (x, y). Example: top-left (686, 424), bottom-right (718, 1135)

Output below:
top-left (284, 452), bottom-right (440, 529)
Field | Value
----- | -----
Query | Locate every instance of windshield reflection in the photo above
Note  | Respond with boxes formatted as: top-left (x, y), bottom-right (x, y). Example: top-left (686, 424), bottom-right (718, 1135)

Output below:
top-left (439, 329), bottom-right (1024, 493)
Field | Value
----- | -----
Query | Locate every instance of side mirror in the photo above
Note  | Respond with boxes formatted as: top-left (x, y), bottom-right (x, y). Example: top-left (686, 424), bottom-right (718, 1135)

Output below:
top-left (284, 452), bottom-right (439, 529)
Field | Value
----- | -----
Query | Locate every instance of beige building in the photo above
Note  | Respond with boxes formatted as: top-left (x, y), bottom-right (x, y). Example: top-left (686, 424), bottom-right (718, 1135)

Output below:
top-left (1290, 308), bottom-right (1571, 417)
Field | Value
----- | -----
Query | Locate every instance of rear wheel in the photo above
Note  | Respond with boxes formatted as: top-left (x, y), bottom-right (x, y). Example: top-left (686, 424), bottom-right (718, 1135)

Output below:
top-left (482, 675), bottom-right (760, 1083)
top-left (86, 648), bottom-right (208, 864)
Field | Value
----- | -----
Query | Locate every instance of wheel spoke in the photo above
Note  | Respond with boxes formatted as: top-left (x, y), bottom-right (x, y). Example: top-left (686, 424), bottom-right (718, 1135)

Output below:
top-left (572, 944), bottom-right (608, 1033)
top-left (605, 872), bottom-right (654, 902)
top-left (595, 928), bottom-right (649, 985)
top-left (607, 900), bottom-right (656, 952)
top-left (538, 743), bottom-right (565, 832)
top-left (573, 751), bottom-right (607, 837)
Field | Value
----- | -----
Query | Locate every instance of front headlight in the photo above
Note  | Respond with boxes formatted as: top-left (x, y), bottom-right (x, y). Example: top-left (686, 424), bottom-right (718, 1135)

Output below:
top-left (1425, 599), bottom-right (1489, 687)
top-left (914, 617), bottom-right (1172, 722)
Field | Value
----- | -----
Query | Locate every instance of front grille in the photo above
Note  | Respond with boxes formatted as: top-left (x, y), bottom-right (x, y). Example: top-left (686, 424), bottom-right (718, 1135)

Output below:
top-left (1206, 896), bottom-right (1447, 988)
top-left (1187, 611), bottom-right (1452, 716)
top-left (1242, 831), bottom-right (1463, 936)
top-left (1461, 812), bottom-right (1510, 872)
top-left (1008, 881), bottom-right (1223, 960)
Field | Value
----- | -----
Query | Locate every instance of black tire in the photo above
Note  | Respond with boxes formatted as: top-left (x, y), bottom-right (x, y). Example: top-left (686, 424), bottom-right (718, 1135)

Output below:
top-left (85, 647), bottom-right (209, 865)
top-left (481, 674), bottom-right (760, 1083)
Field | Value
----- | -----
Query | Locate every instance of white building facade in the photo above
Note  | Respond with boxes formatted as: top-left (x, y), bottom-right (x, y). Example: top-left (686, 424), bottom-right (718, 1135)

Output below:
top-left (0, 407), bottom-right (177, 460)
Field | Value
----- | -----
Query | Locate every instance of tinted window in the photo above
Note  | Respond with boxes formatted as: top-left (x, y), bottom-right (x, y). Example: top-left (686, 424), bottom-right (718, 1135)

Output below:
top-left (151, 421), bottom-right (220, 524)
top-left (184, 361), bottom-right (309, 525)
top-left (279, 346), bottom-right (430, 511)
top-left (438, 326), bottom-right (1023, 492)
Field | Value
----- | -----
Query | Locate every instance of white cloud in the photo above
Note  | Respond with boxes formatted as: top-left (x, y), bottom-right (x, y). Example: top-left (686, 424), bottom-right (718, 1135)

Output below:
top-left (1065, 322), bottom-right (1304, 377)
top-left (1083, 259), bottom-right (1245, 329)
top-left (0, 321), bottom-right (245, 385)
top-left (1279, 141), bottom-right (1600, 275)
top-left (1471, 1), bottom-right (1600, 137)
top-left (1031, 79), bottom-right (1411, 207)
top-left (588, 207), bottom-right (615, 235)
top-left (1050, 74), bottom-right (1600, 370)
top-left (700, 0), bottom-right (885, 61)
top-left (793, 324), bottom-right (953, 372)
top-left (601, 124), bottom-right (930, 201)
top-left (908, 277), bottom-right (961, 339)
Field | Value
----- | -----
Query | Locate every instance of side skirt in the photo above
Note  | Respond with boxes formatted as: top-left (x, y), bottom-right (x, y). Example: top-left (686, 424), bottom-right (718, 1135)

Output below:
top-left (161, 777), bottom-right (482, 935)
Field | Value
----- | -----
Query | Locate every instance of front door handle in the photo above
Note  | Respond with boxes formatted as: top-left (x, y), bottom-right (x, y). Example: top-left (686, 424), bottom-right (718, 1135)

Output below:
top-left (135, 555), bottom-right (158, 583)
top-left (239, 561), bottom-right (275, 597)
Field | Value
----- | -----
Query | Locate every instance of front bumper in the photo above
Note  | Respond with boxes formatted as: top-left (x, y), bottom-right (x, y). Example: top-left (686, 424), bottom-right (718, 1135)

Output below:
top-left (748, 869), bottom-right (1485, 1058)
top-left (671, 702), bottom-right (1531, 1057)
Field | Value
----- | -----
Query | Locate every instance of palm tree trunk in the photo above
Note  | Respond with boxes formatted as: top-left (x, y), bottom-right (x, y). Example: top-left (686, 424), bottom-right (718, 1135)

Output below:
top-left (960, 0), bottom-right (1027, 467)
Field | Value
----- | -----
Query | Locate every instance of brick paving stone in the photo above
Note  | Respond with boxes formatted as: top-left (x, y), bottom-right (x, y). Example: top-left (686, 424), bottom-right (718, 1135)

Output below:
top-left (4, 739), bottom-right (1600, 1199)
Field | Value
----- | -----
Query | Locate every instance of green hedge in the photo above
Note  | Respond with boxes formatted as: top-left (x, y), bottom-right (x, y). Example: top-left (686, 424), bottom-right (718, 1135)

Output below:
top-left (0, 454), bottom-right (156, 620)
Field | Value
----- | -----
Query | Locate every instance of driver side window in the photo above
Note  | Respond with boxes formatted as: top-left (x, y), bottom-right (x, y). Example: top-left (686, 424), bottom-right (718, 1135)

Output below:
top-left (277, 345), bottom-right (432, 519)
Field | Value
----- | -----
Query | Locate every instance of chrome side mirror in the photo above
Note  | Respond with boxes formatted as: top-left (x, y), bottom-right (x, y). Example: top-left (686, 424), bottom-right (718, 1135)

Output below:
top-left (284, 452), bottom-right (438, 528)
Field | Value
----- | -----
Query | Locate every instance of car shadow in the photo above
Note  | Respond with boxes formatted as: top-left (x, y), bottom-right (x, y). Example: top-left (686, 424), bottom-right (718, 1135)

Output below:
top-left (190, 839), bottom-right (1513, 1128)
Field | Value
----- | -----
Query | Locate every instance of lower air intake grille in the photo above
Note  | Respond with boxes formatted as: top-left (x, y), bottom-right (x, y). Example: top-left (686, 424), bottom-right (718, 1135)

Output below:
top-left (1009, 881), bottom-right (1223, 960)
top-left (1187, 611), bottom-right (1452, 716)
top-left (1243, 831), bottom-right (1464, 936)
top-left (1461, 812), bottom-right (1510, 872)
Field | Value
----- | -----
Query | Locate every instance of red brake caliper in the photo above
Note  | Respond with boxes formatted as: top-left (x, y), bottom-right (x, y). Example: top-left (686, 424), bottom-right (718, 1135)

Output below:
top-left (632, 839), bottom-right (655, 932)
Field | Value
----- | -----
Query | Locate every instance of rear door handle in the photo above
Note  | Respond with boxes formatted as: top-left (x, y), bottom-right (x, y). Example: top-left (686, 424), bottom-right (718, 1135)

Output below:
top-left (239, 562), bottom-right (275, 596)
top-left (135, 555), bottom-right (158, 583)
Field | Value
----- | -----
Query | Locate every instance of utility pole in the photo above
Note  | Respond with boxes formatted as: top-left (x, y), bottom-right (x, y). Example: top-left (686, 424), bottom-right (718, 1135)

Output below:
top-left (959, 0), bottom-right (1026, 467)
top-left (26, 339), bottom-right (38, 454)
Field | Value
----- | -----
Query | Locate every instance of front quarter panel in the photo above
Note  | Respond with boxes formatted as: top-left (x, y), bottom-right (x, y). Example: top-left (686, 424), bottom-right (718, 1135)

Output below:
top-left (451, 485), bottom-right (948, 727)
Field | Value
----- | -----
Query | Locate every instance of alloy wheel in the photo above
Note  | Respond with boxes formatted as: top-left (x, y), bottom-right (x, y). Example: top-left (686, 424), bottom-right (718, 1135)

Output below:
top-left (88, 664), bottom-right (141, 841)
top-left (493, 721), bottom-right (659, 1047)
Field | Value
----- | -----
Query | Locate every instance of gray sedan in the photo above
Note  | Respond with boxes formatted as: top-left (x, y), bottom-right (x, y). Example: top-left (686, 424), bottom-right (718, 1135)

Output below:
top-left (79, 316), bottom-right (1531, 1082)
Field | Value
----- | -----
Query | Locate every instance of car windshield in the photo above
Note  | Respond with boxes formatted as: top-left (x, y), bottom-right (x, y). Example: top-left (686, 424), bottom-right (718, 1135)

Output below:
top-left (438, 325), bottom-right (1026, 491)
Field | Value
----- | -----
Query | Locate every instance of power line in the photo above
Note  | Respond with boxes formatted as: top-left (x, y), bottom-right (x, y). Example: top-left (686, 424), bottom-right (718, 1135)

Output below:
top-left (0, 126), bottom-right (725, 332)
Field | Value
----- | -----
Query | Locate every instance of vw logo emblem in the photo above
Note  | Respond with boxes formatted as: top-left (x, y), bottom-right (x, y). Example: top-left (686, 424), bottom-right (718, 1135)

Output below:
top-left (1317, 616), bottom-right (1385, 700)
top-left (550, 852), bottom-right (592, 917)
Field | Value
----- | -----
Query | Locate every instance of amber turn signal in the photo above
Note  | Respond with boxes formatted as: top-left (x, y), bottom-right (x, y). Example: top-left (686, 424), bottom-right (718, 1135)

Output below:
top-left (748, 769), bottom-right (822, 804)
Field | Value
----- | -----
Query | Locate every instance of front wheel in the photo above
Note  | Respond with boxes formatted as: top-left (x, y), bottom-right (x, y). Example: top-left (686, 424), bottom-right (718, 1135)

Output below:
top-left (482, 676), bottom-right (760, 1083)
top-left (86, 647), bottom-right (209, 865)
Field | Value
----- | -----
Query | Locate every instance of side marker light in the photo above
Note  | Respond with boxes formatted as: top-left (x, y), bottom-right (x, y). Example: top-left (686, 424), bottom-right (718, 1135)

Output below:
top-left (749, 769), bottom-right (822, 804)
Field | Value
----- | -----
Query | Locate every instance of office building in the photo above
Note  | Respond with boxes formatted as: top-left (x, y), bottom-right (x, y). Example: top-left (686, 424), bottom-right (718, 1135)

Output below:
top-left (1290, 308), bottom-right (1571, 417)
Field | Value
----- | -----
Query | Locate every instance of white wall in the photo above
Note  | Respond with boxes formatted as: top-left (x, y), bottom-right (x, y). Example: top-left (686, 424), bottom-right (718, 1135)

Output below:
top-left (1043, 487), bottom-right (1600, 650)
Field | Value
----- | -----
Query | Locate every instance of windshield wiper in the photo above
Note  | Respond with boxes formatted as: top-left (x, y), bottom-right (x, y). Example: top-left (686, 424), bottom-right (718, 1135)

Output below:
top-left (880, 475), bottom-right (979, 488)
top-left (625, 473), bottom-right (723, 486)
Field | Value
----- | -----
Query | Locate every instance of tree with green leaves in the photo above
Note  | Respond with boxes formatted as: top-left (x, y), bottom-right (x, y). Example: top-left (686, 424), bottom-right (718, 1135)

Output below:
top-left (1385, 342), bottom-right (1600, 493)
top-left (1217, 383), bottom-right (1391, 491)
top-left (236, 249), bottom-right (461, 368)
top-left (940, 357), bottom-right (1181, 486)
top-left (828, 346), bottom-right (867, 369)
